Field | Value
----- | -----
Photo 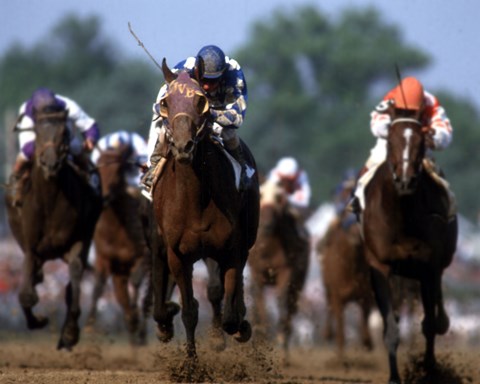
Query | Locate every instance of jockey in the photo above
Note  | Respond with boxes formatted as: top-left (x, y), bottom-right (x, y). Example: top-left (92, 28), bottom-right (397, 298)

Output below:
top-left (266, 157), bottom-right (312, 218)
top-left (91, 130), bottom-right (148, 191)
top-left (141, 45), bottom-right (248, 197)
top-left (10, 87), bottom-right (100, 206)
top-left (350, 77), bottom-right (454, 215)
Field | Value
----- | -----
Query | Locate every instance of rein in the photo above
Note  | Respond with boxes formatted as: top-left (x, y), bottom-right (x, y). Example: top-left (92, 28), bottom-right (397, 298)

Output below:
top-left (391, 117), bottom-right (421, 126)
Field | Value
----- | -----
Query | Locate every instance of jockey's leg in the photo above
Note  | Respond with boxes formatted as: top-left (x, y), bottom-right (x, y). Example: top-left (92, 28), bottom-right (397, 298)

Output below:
top-left (141, 127), bottom-right (168, 199)
top-left (9, 154), bottom-right (31, 207)
top-left (348, 138), bottom-right (387, 215)
top-left (423, 158), bottom-right (457, 219)
top-left (222, 128), bottom-right (248, 191)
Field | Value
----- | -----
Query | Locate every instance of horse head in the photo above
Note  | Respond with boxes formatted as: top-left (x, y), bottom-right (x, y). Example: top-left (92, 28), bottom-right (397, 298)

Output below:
top-left (159, 59), bottom-right (210, 164)
top-left (386, 116), bottom-right (426, 195)
top-left (96, 143), bottom-right (133, 203)
top-left (34, 110), bottom-right (70, 179)
top-left (258, 180), bottom-right (289, 235)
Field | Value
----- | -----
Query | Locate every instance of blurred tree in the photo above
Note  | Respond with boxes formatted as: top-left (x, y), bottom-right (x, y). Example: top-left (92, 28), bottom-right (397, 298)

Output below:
top-left (234, 5), bottom-right (480, 219)
top-left (235, 6), bottom-right (429, 198)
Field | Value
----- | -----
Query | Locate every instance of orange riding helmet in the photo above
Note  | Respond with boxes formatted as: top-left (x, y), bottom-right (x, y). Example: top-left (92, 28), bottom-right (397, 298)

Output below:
top-left (388, 77), bottom-right (425, 111)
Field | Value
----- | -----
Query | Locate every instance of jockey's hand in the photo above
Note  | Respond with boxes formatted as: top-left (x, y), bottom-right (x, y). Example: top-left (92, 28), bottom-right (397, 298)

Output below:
top-left (83, 138), bottom-right (95, 152)
top-left (138, 162), bottom-right (149, 172)
top-left (422, 127), bottom-right (435, 149)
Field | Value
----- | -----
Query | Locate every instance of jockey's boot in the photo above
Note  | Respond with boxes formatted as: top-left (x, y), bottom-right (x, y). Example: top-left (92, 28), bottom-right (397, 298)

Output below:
top-left (9, 157), bottom-right (31, 207)
top-left (226, 144), bottom-right (249, 192)
top-left (140, 138), bottom-right (167, 201)
top-left (422, 158), bottom-right (457, 219)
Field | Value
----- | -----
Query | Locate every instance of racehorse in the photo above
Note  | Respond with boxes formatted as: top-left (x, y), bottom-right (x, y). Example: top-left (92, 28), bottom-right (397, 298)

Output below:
top-left (86, 143), bottom-right (150, 345)
top-left (5, 110), bottom-right (102, 350)
top-left (248, 179), bottom-right (309, 364)
top-left (361, 113), bottom-right (457, 383)
top-left (318, 205), bottom-right (374, 357)
top-left (151, 59), bottom-right (260, 359)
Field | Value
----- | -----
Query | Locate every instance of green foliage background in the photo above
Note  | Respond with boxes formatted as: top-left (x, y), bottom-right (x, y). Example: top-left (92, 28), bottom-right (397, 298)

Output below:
top-left (1, 7), bottom-right (479, 221)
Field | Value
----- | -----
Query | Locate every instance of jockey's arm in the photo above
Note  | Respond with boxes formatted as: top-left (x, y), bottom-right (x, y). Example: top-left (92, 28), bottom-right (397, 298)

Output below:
top-left (425, 102), bottom-right (452, 150)
top-left (59, 95), bottom-right (99, 151)
top-left (16, 103), bottom-right (35, 161)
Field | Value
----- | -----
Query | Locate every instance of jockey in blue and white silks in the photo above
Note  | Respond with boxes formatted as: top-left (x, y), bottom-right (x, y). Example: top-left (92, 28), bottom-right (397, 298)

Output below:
top-left (142, 45), bottom-right (249, 195)
top-left (91, 130), bottom-right (148, 187)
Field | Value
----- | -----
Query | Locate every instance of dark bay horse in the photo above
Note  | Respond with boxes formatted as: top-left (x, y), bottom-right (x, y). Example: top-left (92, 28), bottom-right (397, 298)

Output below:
top-left (5, 110), bottom-right (102, 350)
top-left (248, 179), bottom-right (309, 363)
top-left (151, 60), bottom-right (260, 359)
top-left (86, 143), bottom-right (150, 345)
top-left (361, 115), bottom-right (457, 383)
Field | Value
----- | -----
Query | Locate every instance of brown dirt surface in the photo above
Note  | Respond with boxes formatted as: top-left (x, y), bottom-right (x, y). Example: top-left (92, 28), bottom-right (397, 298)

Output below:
top-left (0, 331), bottom-right (479, 384)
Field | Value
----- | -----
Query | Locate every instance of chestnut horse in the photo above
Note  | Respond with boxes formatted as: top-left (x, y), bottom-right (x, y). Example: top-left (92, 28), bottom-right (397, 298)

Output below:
top-left (361, 114), bottom-right (457, 383)
top-left (151, 60), bottom-right (260, 359)
top-left (318, 194), bottom-right (374, 357)
top-left (86, 143), bottom-right (150, 345)
top-left (248, 179), bottom-right (309, 363)
top-left (5, 110), bottom-right (102, 350)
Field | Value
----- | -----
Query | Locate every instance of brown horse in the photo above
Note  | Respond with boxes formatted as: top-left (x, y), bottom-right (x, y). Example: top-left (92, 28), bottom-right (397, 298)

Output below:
top-left (5, 110), bottom-right (102, 350)
top-left (318, 204), bottom-right (374, 357)
top-left (151, 60), bottom-right (260, 359)
top-left (248, 179), bottom-right (309, 363)
top-left (86, 143), bottom-right (150, 345)
top-left (361, 114), bottom-right (457, 383)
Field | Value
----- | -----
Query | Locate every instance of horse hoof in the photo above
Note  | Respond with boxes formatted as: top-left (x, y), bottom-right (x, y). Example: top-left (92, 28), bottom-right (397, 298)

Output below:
top-left (436, 314), bottom-right (450, 335)
top-left (57, 339), bottom-right (73, 351)
top-left (28, 316), bottom-right (49, 330)
top-left (208, 326), bottom-right (226, 351)
top-left (57, 329), bottom-right (80, 351)
top-left (156, 324), bottom-right (174, 343)
top-left (167, 301), bottom-right (181, 318)
top-left (234, 320), bottom-right (252, 343)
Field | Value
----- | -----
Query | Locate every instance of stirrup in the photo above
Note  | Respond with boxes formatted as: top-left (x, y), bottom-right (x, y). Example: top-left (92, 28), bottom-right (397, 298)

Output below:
top-left (346, 196), bottom-right (361, 214)
top-left (140, 186), bottom-right (152, 201)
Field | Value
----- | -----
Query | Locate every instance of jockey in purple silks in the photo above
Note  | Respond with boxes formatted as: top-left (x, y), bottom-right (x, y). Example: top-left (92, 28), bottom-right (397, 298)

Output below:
top-left (10, 87), bottom-right (100, 206)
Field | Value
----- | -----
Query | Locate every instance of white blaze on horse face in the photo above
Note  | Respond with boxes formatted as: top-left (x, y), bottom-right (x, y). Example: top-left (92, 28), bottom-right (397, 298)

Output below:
top-left (402, 128), bottom-right (413, 183)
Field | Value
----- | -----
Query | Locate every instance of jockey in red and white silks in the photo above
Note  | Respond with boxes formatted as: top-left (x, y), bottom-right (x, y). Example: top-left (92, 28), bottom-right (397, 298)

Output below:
top-left (353, 77), bottom-right (453, 210)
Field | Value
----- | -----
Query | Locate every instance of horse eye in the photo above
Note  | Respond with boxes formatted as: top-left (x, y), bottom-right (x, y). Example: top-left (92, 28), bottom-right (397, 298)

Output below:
top-left (196, 96), bottom-right (209, 115)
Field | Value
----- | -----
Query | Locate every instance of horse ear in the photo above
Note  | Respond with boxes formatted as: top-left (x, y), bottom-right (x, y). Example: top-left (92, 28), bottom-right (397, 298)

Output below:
top-left (194, 56), bottom-right (205, 82)
top-left (162, 58), bottom-right (177, 84)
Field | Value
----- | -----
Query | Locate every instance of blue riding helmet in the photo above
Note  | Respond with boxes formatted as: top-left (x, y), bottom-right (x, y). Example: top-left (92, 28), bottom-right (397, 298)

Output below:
top-left (197, 45), bottom-right (227, 79)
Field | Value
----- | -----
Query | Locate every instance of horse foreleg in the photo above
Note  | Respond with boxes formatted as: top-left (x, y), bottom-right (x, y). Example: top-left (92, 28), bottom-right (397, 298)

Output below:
top-left (85, 265), bottom-right (108, 330)
top-left (204, 258), bottom-right (226, 351)
top-left (420, 276), bottom-right (438, 371)
top-left (250, 277), bottom-right (268, 339)
top-left (152, 248), bottom-right (180, 343)
top-left (370, 267), bottom-right (401, 384)
top-left (359, 299), bottom-right (374, 351)
top-left (19, 252), bottom-right (48, 329)
top-left (435, 275), bottom-right (450, 335)
top-left (276, 268), bottom-right (294, 360)
top-left (168, 252), bottom-right (198, 358)
top-left (58, 242), bottom-right (85, 350)
top-left (332, 299), bottom-right (346, 357)
top-left (129, 256), bottom-right (149, 345)
top-left (112, 273), bottom-right (139, 344)
top-left (222, 259), bottom-right (251, 343)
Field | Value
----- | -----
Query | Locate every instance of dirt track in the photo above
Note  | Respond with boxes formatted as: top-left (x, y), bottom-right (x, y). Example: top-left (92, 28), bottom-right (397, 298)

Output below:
top-left (0, 329), bottom-right (478, 384)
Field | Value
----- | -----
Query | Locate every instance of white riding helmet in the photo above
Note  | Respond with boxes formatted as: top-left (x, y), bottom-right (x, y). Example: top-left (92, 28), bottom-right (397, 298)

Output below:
top-left (276, 157), bottom-right (299, 178)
